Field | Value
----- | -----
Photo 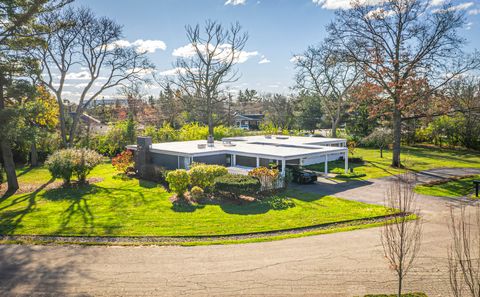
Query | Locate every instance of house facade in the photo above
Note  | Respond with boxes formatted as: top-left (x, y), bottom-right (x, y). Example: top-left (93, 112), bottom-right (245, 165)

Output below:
top-left (232, 113), bottom-right (265, 130)
top-left (128, 135), bottom-right (349, 178)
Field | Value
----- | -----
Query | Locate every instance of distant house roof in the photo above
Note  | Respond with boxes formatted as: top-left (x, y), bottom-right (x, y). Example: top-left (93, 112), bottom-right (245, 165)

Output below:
top-left (233, 113), bottom-right (265, 121)
top-left (69, 112), bottom-right (102, 124)
top-left (87, 98), bottom-right (128, 107)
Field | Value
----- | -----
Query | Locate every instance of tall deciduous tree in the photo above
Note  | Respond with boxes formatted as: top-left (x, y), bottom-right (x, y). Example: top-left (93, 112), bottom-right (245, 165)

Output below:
top-left (327, 0), bottom-right (480, 167)
top-left (171, 20), bottom-right (248, 137)
top-left (0, 0), bottom-right (68, 192)
top-left (31, 7), bottom-right (153, 147)
top-left (294, 43), bottom-right (360, 137)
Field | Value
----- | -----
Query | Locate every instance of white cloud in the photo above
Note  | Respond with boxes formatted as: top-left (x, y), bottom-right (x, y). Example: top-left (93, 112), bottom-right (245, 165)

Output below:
top-left (290, 55), bottom-right (303, 63)
top-left (65, 71), bottom-right (91, 80)
top-left (172, 43), bottom-right (258, 64)
top-left (312, 0), bottom-right (384, 10)
top-left (430, 0), bottom-right (446, 6)
top-left (365, 7), bottom-right (395, 19)
top-left (158, 67), bottom-right (187, 76)
top-left (469, 8), bottom-right (480, 15)
top-left (433, 2), bottom-right (474, 13)
top-left (75, 83), bottom-right (89, 88)
top-left (259, 58), bottom-right (271, 64)
top-left (225, 0), bottom-right (246, 5)
top-left (109, 39), bottom-right (167, 53)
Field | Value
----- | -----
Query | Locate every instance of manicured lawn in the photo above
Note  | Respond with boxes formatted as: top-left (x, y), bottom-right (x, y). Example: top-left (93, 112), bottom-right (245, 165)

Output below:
top-left (0, 164), bottom-right (390, 237)
top-left (415, 175), bottom-right (480, 199)
top-left (307, 146), bottom-right (480, 180)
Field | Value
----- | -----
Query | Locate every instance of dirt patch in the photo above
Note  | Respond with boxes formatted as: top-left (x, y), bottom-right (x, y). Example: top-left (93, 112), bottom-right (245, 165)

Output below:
top-left (0, 177), bottom-right (104, 197)
top-left (419, 174), bottom-right (477, 187)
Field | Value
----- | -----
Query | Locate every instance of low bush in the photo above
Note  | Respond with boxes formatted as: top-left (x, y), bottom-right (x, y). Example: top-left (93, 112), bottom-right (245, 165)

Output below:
top-left (214, 174), bottom-right (261, 197)
top-left (190, 186), bottom-right (204, 201)
top-left (166, 169), bottom-right (190, 197)
top-left (45, 149), bottom-right (76, 185)
top-left (46, 148), bottom-right (103, 185)
top-left (73, 149), bottom-right (103, 183)
top-left (188, 163), bottom-right (228, 190)
top-left (112, 150), bottom-right (134, 174)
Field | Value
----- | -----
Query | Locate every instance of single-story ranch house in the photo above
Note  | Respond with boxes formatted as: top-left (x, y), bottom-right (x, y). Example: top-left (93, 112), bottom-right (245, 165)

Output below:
top-left (128, 135), bottom-right (349, 177)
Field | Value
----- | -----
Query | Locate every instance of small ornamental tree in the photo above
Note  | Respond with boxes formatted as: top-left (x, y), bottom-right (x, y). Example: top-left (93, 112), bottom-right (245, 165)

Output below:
top-left (363, 128), bottom-right (394, 158)
top-left (112, 150), bottom-right (134, 174)
top-left (166, 169), bottom-right (190, 198)
top-left (249, 167), bottom-right (280, 192)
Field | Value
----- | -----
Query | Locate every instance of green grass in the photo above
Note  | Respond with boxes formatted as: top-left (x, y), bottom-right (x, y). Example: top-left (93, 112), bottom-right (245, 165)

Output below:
top-left (306, 146), bottom-right (480, 180)
top-left (415, 175), bottom-right (480, 199)
top-left (0, 163), bottom-right (390, 237)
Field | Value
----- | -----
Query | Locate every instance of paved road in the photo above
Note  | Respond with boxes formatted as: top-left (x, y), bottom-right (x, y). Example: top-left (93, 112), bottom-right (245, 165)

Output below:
top-left (1, 168), bottom-right (479, 297)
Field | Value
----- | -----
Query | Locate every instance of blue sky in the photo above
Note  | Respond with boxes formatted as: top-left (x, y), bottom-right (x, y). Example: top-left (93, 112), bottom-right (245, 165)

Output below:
top-left (72, 0), bottom-right (480, 97)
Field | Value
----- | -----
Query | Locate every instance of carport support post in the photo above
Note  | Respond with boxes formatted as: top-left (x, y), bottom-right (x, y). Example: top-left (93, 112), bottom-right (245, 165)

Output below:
top-left (324, 154), bottom-right (328, 176)
top-left (256, 157), bottom-right (260, 168)
top-left (232, 154), bottom-right (236, 166)
top-left (345, 151), bottom-right (348, 174)
top-left (281, 159), bottom-right (286, 177)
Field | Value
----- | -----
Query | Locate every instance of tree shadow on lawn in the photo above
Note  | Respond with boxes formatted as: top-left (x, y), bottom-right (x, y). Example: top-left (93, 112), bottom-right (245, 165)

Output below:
top-left (403, 146), bottom-right (480, 165)
top-left (0, 178), bottom-right (55, 235)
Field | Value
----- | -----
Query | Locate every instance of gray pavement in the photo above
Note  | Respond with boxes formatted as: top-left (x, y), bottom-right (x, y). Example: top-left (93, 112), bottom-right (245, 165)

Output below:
top-left (1, 168), bottom-right (479, 297)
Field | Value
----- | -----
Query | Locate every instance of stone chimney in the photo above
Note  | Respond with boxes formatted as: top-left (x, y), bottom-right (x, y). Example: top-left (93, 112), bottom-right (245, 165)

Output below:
top-left (136, 136), bottom-right (152, 178)
top-left (207, 135), bottom-right (214, 147)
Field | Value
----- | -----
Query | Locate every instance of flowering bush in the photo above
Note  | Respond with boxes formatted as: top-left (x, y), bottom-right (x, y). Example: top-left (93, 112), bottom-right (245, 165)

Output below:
top-left (46, 148), bottom-right (103, 185)
top-left (112, 150), bottom-right (134, 174)
top-left (166, 169), bottom-right (190, 197)
top-left (188, 163), bottom-right (228, 190)
top-left (248, 167), bottom-right (280, 192)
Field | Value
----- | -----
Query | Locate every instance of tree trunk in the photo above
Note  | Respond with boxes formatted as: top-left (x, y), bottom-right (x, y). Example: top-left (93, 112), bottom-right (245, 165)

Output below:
top-left (398, 274), bottom-right (403, 297)
top-left (0, 78), bottom-right (19, 192)
top-left (331, 119), bottom-right (337, 138)
top-left (30, 141), bottom-right (38, 167)
top-left (392, 107), bottom-right (402, 168)
top-left (380, 147), bottom-right (383, 158)
top-left (208, 110), bottom-right (214, 138)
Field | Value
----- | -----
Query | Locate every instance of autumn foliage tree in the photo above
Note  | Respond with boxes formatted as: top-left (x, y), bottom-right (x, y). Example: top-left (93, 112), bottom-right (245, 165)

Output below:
top-left (327, 0), bottom-right (480, 167)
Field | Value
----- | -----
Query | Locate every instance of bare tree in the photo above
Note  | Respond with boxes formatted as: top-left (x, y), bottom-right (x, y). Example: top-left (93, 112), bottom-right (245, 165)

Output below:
top-left (448, 206), bottom-right (480, 297)
top-left (31, 7), bottom-right (153, 147)
top-left (171, 20), bottom-right (248, 137)
top-left (118, 81), bottom-right (146, 120)
top-left (294, 43), bottom-right (360, 137)
top-left (381, 173), bottom-right (422, 297)
top-left (327, 0), bottom-right (480, 167)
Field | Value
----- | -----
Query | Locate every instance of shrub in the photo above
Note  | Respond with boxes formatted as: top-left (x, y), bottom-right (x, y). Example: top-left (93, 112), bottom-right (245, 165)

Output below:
top-left (214, 174), bottom-right (261, 197)
top-left (112, 150), bottom-right (134, 174)
top-left (73, 149), bottom-right (103, 183)
top-left (188, 163), bottom-right (228, 190)
top-left (248, 167), bottom-right (280, 192)
top-left (190, 186), bottom-right (204, 201)
top-left (166, 169), bottom-right (190, 197)
top-left (46, 148), bottom-right (103, 185)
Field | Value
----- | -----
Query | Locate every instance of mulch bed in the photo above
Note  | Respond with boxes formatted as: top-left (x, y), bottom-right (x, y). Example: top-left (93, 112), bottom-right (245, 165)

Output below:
top-left (0, 213), bottom-right (406, 246)
top-left (0, 177), bottom-right (104, 197)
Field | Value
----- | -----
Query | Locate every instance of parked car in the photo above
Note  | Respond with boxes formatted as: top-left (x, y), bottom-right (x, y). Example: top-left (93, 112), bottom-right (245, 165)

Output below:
top-left (286, 165), bottom-right (318, 184)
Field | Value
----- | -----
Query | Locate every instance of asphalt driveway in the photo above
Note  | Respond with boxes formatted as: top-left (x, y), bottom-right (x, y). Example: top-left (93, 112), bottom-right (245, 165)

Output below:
top-left (1, 168), bottom-right (479, 297)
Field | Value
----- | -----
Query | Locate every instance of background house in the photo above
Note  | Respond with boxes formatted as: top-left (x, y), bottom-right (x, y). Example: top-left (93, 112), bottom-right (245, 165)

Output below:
top-left (233, 113), bottom-right (265, 130)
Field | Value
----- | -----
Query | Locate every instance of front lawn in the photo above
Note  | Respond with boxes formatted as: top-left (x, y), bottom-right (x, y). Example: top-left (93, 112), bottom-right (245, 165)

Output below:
top-left (415, 175), bottom-right (480, 199)
top-left (0, 164), bottom-right (390, 237)
top-left (306, 145), bottom-right (480, 180)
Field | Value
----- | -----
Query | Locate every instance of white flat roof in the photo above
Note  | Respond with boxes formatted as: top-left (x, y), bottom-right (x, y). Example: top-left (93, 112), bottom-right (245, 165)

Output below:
top-left (129, 135), bottom-right (347, 160)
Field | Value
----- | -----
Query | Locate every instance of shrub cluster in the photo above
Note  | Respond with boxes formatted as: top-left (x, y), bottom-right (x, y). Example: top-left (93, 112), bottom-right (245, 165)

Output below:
top-left (214, 174), bottom-right (261, 197)
top-left (190, 186), bottom-right (204, 200)
top-left (166, 169), bottom-right (190, 197)
top-left (188, 163), bottom-right (228, 190)
top-left (45, 148), bottom-right (103, 185)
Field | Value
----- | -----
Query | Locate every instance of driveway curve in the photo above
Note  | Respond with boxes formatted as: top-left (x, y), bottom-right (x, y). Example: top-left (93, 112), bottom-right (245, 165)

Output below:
top-left (1, 168), bottom-right (479, 297)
